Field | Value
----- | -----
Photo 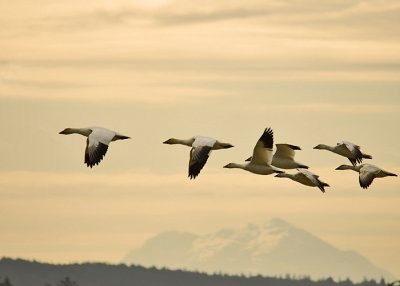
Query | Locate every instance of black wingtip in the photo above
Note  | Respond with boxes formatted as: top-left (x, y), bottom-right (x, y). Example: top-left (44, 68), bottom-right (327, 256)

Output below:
top-left (188, 173), bottom-right (198, 180)
top-left (85, 142), bottom-right (108, 168)
top-left (264, 128), bottom-right (273, 137)
top-left (348, 158), bottom-right (360, 166)
top-left (85, 160), bottom-right (97, 168)
top-left (359, 179), bottom-right (371, 189)
top-left (259, 127), bottom-right (274, 149)
top-left (188, 168), bottom-right (201, 179)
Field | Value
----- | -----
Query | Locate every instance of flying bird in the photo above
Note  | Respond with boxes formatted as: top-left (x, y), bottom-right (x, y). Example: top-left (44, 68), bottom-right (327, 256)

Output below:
top-left (245, 143), bottom-right (309, 169)
top-left (224, 128), bottom-right (283, 175)
top-left (335, 163), bottom-right (397, 189)
top-left (59, 126), bottom-right (130, 168)
top-left (163, 136), bottom-right (234, 179)
top-left (314, 141), bottom-right (372, 166)
top-left (275, 168), bottom-right (329, 193)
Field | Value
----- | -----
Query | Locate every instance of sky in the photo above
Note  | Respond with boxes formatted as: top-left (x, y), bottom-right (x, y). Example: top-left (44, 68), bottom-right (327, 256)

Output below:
top-left (1, 0), bottom-right (400, 280)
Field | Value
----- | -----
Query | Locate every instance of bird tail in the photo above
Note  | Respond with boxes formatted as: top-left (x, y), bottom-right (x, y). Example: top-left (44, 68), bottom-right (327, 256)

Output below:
top-left (115, 134), bottom-right (130, 140)
top-left (362, 153), bottom-right (372, 159)
top-left (384, 171), bottom-right (398, 177)
top-left (317, 181), bottom-right (329, 193)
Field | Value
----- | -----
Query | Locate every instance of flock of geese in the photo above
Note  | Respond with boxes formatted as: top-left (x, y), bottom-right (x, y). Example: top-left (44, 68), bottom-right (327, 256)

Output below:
top-left (59, 126), bottom-right (397, 192)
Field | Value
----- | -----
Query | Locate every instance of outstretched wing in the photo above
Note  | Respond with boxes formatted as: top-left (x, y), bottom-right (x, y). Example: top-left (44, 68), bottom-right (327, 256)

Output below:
top-left (298, 168), bottom-right (326, 193)
top-left (187, 137), bottom-right (216, 179)
top-left (341, 141), bottom-right (363, 166)
top-left (359, 165), bottom-right (377, 189)
top-left (85, 139), bottom-right (109, 168)
top-left (251, 128), bottom-right (274, 165)
top-left (84, 128), bottom-right (115, 168)
top-left (274, 144), bottom-right (301, 160)
top-left (188, 145), bottom-right (212, 179)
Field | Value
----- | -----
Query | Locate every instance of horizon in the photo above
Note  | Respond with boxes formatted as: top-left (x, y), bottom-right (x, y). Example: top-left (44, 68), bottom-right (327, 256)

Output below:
top-left (1, 0), bottom-right (399, 281)
top-left (1, 257), bottom-right (394, 286)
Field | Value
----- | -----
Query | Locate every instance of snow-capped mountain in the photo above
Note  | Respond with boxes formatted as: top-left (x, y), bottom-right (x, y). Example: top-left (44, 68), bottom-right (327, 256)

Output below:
top-left (123, 218), bottom-right (394, 282)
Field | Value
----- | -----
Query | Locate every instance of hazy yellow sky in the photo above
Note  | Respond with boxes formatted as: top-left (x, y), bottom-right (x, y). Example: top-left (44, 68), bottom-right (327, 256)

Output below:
top-left (1, 0), bottom-right (400, 279)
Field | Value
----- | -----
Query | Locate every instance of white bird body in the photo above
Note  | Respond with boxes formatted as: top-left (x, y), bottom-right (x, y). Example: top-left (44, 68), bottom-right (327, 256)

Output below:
top-left (163, 135), bottom-right (233, 179)
top-left (59, 126), bottom-right (130, 168)
top-left (245, 144), bottom-right (308, 169)
top-left (224, 128), bottom-right (283, 175)
top-left (314, 141), bottom-right (372, 166)
top-left (272, 144), bottom-right (309, 169)
top-left (275, 168), bottom-right (329, 192)
top-left (224, 162), bottom-right (282, 175)
top-left (336, 163), bottom-right (397, 189)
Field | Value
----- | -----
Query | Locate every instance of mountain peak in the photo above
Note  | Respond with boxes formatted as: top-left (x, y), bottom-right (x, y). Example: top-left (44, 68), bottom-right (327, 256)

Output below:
top-left (123, 218), bottom-right (394, 282)
top-left (269, 217), bottom-right (291, 228)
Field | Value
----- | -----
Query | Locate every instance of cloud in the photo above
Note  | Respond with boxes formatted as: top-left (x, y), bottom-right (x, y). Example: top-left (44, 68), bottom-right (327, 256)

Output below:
top-left (0, 169), bottom-right (290, 193)
top-left (2, 0), bottom-right (400, 38)
top-left (250, 102), bottom-right (400, 115)
top-left (1, 55), bottom-right (399, 103)
top-left (1, 0), bottom-right (400, 104)
top-left (1, 78), bottom-right (92, 89)
top-left (155, 7), bottom-right (269, 25)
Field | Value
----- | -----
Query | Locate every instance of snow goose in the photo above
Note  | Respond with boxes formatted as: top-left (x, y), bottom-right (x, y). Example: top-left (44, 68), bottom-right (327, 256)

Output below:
top-left (59, 126), bottom-right (130, 168)
top-left (314, 141), bottom-right (372, 166)
top-left (275, 168), bottom-right (329, 193)
top-left (335, 163), bottom-right (397, 189)
top-left (245, 144), bottom-right (309, 169)
top-left (163, 136), bottom-right (234, 179)
top-left (224, 128), bottom-right (283, 175)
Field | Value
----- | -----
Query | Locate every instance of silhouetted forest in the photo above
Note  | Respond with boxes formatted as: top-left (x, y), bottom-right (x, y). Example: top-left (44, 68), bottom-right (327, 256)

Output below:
top-left (0, 258), bottom-right (391, 286)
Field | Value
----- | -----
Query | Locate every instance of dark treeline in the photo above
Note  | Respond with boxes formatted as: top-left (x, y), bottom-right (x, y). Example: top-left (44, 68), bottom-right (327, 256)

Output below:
top-left (0, 258), bottom-right (390, 286)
